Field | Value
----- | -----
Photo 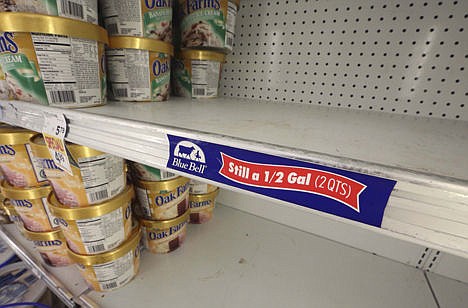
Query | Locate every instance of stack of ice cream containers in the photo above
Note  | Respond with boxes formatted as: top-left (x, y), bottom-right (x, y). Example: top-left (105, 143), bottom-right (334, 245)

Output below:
top-left (0, 0), bottom-right (241, 105)
top-left (0, 124), bottom-right (221, 292)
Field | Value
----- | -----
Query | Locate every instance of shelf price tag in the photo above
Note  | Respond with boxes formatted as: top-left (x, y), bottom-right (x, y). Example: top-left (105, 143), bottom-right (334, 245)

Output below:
top-left (42, 112), bottom-right (73, 175)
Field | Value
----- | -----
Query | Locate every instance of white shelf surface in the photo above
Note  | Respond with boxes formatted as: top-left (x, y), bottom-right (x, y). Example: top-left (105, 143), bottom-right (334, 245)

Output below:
top-left (427, 273), bottom-right (468, 308)
top-left (2, 204), bottom-right (467, 307)
top-left (1, 99), bottom-right (467, 259)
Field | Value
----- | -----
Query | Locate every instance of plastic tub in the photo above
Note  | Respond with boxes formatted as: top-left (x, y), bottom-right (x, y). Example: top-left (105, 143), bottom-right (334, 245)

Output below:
top-left (140, 210), bottom-right (188, 254)
top-left (178, 0), bottom-right (240, 52)
top-left (1, 181), bottom-right (58, 232)
top-left (172, 49), bottom-right (224, 98)
top-left (129, 162), bottom-right (178, 182)
top-left (0, 127), bottom-right (46, 188)
top-left (0, 0), bottom-right (98, 24)
top-left (135, 176), bottom-right (189, 220)
top-left (49, 185), bottom-right (134, 255)
top-left (68, 227), bottom-right (141, 292)
top-left (100, 0), bottom-right (172, 42)
top-left (189, 188), bottom-right (219, 224)
top-left (0, 12), bottom-right (108, 107)
top-left (107, 36), bottom-right (173, 102)
top-left (29, 134), bottom-right (126, 207)
top-left (22, 227), bottom-right (73, 267)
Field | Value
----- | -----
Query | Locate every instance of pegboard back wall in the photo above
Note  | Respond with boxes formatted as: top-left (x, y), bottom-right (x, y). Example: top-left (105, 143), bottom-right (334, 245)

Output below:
top-left (220, 0), bottom-right (468, 120)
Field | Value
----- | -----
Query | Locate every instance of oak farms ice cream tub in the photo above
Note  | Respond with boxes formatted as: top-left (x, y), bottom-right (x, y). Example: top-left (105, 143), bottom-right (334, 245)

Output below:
top-left (0, 0), bottom-right (98, 24)
top-left (49, 185), bottom-right (134, 256)
top-left (129, 161), bottom-right (178, 182)
top-left (135, 176), bottom-right (189, 220)
top-left (179, 0), bottom-right (240, 52)
top-left (29, 134), bottom-right (126, 207)
top-left (22, 227), bottom-right (73, 267)
top-left (189, 188), bottom-right (218, 224)
top-left (0, 65), bottom-right (9, 99)
top-left (0, 127), bottom-right (47, 188)
top-left (68, 226), bottom-right (141, 292)
top-left (107, 36), bottom-right (173, 102)
top-left (189, 179), bottom-right (217, 194)
top-left (140, 210), bottom-right (188, 254)
top-left (1, 181), bottom-right (58, 232)
top-left (100, 0), bottom-right (172, 42)
top-left (0, 12), bottom-right (108, 107)
top-left (172, 49), bottom-right (224, 98)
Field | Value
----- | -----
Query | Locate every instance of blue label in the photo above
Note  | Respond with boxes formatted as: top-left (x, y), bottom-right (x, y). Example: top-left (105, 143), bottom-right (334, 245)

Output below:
top-left (166, 135), bottom-right (396, 227)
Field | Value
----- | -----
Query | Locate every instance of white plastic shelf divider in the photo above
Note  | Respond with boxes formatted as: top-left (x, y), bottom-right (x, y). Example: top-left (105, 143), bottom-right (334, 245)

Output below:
top-left (0, 98), bottom-right (467, 259)
top-left (0, 224), bottom-right (94, 308)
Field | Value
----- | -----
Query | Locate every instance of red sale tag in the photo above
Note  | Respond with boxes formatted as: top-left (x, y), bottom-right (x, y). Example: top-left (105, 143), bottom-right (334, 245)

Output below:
top-left (219, 153), bottom-right (366, 212)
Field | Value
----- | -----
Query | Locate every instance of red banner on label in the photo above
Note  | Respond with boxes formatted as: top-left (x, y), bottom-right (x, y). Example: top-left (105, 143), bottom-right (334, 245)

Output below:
top-left (219, 153), bottom-right (367, 212)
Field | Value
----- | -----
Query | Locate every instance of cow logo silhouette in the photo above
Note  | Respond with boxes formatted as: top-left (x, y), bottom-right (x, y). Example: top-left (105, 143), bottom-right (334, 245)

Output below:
top-left (174, 141), bottom-right (206, 163)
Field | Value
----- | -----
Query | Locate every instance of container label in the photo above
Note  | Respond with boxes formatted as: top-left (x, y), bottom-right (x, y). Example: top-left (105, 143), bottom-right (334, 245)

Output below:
top-left (93, 250), bottom-right (134, 291)
top-left (166, 135), bottom-right (397, 227)
top-left (191, 60), bottom-right (220, 98)
top-left (225, 1), bottom-right (237, 49)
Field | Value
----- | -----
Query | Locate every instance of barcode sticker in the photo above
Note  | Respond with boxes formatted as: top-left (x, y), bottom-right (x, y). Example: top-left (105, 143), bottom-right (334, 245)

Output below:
top-left (60, 0), bottom-right (84, 18)
top-left (42, 112), bottom-right (73, 175)
top-left (88, 189), bottom-right (109, 203)
top-left (113, 87), bottom-right (128, 98)
top-left (191, 60), bottom-right (221, 98)
top-left (49, 90), bottom-right (76, 104)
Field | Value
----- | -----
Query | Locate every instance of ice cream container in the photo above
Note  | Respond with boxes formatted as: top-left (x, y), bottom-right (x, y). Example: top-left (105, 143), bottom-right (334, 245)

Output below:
top-left (189, 179), bottom-right (217, 194)
top-left (22, 227), bottom-right (73, 267)
top-left (0, 65), bottom-right (9, 99)
top-left (172, 49), bottom-right (224, 98)
top-left (100, 0), bottom-right (173, 42)
top-left (106, 36), bottom-right (173, 102)
top-left (140, 209), bottom-right (188, 254)
top-left (179, 0), bottom-right (240, 52)
top-left (49, 184), bottom-right (134, 255)
top-left (189, 188), bottom-right (218, 224)
top-left (68, 226), bottom-right (141, 292)
top-left (29, 134), bottom-right (126, 207)
top-left (1, 181), bottom-right (58, 232)
top-left (0, 262), bottom-right (47, 305)
top-left (1, 199), bottom-right (23, 229)
top-left (0, 0), bottom-right (98, 24)
top-left (0, 12), bottom-right (108, 107)
top-left (0, 127), bottom-right (47, 188)
top-left (129, 161), bottom-right (178, 182)
top-left (135, 176), bottom-right (189, 220)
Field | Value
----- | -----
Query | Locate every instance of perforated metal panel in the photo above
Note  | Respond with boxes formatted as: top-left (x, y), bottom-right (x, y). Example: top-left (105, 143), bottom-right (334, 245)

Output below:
top-left (221, 0), bottom-right (468, 120)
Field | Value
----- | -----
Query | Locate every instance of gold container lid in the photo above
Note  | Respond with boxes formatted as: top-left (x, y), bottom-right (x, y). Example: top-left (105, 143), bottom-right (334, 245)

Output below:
top-left (1, 180), bottom-right (51, 200)
top-left (0, 12), bottom-right (108, 44)
top-left (68, 226), bottom-right (141, 265)
top-left (48, 185), bottom-right (134, 220)
top-left (0, 127), bottom-right (36, 145)
top-left (179, 49), bottom-right (225, 63)
top-left (22, 227), bottom-right (64, 242)
top-left (136, 176), bottom-right (189, 192)
top-left (109, 36), bottom-right (174, 56)
top-left (139, 209), bottom-right (189, 229)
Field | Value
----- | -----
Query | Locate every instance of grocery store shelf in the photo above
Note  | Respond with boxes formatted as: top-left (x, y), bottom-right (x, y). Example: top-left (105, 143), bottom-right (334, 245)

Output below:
top-left (426, 272), bottom-right (468, 308)
top-left (0, 224), bottom-right (93, 308)
top-left (1, 99), bottom-right (467, 259)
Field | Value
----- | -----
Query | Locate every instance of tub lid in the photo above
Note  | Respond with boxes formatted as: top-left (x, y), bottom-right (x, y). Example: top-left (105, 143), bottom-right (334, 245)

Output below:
top-left (179, 49), bottom-right (225, 62)
top-left (49, 184), bottom-right (134, 220)
top-left (109, 36), bottom-right (174, 56)
top-left (21, 227), bottom-right (64, 242)
top-left (67, 226), bottom-right (141, 265)
top-left (0, 181), bottom-right (51, 200)
top-left (0, 127), bottom-right (36, 145)
top-left (139, 209), bottom-right (189, 229)
top-left (0, 237), bottom-right (17, 269)
top-left (0, 12), bottom-right (109, 44)
top-left (136, 176), bottom-right (190, 192)
top-left (0, 262), bottom-right (47, 305)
